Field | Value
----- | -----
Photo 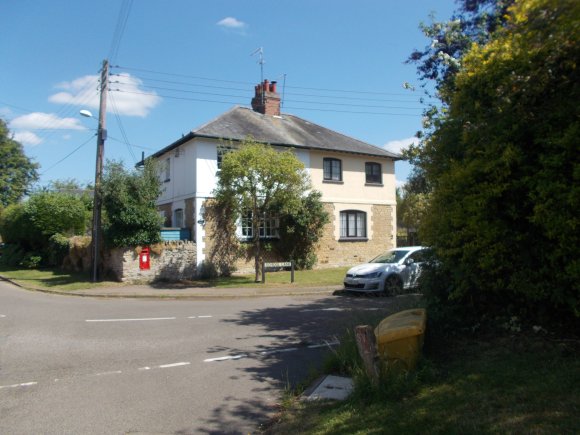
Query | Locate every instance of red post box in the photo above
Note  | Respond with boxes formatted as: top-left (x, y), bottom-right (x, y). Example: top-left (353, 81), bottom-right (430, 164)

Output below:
top-left (139, 246), bottom-right (150, 270)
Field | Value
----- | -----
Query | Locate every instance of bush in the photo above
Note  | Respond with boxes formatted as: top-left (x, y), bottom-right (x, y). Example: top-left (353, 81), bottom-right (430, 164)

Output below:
top-left (20, 253), bottom-right (42, 269)
top-left (47, 233), bottom-right (71, 267)
top-left (0, 243), bottom-right (26, 267)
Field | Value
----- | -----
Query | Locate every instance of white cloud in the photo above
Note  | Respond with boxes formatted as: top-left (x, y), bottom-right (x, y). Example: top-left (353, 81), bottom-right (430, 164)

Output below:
top-left (383, 136), bottom-right (416, 155)
top-left (13, 131), bottom-right (42, 146)
top-left (49, 74), bottom-right (161, 118)
top-left (217, 17), bottom-right (246, 29)
top-left (10, 112), bottom-right (85, 130)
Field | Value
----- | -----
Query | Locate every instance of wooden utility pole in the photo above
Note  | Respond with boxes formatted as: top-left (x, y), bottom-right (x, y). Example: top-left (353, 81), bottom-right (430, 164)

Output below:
top-left (91, 59), bottom-right (108, 282)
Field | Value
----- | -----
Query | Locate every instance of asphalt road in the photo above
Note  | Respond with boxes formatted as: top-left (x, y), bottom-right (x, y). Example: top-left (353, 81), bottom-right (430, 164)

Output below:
top-left (0, 280), bottom-right (418, 434)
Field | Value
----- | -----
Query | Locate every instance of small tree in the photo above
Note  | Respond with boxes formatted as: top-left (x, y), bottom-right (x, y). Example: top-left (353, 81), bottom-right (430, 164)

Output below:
top-left (101, 159), bottom-right (163, 247)
top-left (277, 191), bottom-right (329, 269)
top-left (0, 118), bottom-right (39, 207)
top-left (214, 139), bottom-right (310, 282)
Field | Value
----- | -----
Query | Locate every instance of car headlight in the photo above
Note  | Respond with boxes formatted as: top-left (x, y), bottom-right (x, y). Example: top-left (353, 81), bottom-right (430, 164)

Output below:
top-left (364, 271), bottom-right (383, 279)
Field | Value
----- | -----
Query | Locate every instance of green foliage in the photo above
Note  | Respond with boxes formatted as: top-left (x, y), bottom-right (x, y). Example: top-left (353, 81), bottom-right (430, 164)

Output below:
top-left (214, 138), bottom-right (311, 280)
top-left (101, 159), bottom-right (163, 247)
top-left (0, 244), bottom-right (26, 267)
top-left (0, 191), bottom-right (88, 267)
top-left (415, 0), bottom-right (580, 323)
top-left (277, 191), bottom-right (329, 269)
top-left (47, 233), bottom-right (71, 267)
top-left (0, 118), bottom-right (39, 207)
top-left (26, 191), bottom-right (88, 239)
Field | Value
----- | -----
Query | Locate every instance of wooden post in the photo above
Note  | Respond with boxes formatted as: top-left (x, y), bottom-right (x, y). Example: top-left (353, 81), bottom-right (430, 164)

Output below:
top-left (261, 261), bottom-right (266, 283)
top-left (290, 260), bottom-right (295, 283)
top-left (355, 325), bottom-right (380, 385)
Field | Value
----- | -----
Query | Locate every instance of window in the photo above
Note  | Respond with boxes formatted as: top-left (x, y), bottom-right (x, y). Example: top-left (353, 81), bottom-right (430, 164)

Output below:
top-left (217, 145), bottom-right (235, 169)
top-left (173, 208), bottom-right (184, 228)
top-left (365, 162), bottom-right (382, 184)
top-left (340, 210), bottom-right (367, 239)
top-left (240, 210), bottom-right (279, 239)
top-left (323, 158), bottom-right (342, 182)
top-left (164, 158), bottom-right (170, 182)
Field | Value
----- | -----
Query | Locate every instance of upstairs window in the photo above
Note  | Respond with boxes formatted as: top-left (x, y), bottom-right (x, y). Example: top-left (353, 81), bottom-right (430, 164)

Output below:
top-left (173, 208), bottom-right (184, 228)
top-left (217, 145), bottom-right (235, 169)
top-left (340, 210), bottom-right (367, 239)
top-left (241, 211), bottom-right (279, 239)
top-left (365, 162), bottom-right (382, 184)
top-left (164, 158), bottom-right (171, 182)
top-left (323, 158), bottom-right (342, 182)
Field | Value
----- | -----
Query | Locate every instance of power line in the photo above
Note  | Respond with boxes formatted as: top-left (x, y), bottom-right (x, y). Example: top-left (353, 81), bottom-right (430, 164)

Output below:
top-left (40, 134), bottom-right (96, 175)
top-left (110, 89), bottom-right (420, 116)
top-left (113, 64), bottom-right (430, 100)
top-left (109, 92), bottom-right (137, 163)
top-left (108, 0), bottom-right (133, 63)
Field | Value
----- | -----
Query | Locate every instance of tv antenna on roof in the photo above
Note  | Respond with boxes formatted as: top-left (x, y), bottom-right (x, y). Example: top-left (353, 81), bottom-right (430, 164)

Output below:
top-left (250, 47), bottom-right (265, 85)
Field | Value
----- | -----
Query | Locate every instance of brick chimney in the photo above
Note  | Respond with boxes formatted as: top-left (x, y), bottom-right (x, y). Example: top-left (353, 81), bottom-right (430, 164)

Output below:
top-left (251, 79), bottom-right (281, 116)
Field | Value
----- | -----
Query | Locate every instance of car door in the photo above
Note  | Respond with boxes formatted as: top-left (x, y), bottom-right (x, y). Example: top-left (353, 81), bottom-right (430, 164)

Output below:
top-left (402, 250), bottom-right (425, 288)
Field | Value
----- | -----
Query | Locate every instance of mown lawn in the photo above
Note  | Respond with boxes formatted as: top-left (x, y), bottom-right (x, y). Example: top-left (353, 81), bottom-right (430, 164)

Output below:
top-left (265, 336), bottom-right (580, 434)
top-left (0, 266), bottom-right (348, 290)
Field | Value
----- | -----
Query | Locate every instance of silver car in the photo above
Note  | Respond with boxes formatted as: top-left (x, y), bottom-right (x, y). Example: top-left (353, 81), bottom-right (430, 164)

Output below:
top-left (343, 246), bottom-right (428, 295)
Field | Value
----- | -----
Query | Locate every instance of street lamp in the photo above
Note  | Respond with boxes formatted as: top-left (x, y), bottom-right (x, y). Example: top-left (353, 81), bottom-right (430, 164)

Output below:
top-left (80, 59), bottom-right (109, 282)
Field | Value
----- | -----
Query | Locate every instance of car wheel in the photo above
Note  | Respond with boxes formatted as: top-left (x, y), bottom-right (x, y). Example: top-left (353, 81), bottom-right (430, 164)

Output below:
top-left (383, 275), bottom-right (403, 296)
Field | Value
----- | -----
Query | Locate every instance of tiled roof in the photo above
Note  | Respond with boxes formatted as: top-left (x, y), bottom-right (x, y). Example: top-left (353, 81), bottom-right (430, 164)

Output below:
top-left (153, 106), bottom-right (400, 159)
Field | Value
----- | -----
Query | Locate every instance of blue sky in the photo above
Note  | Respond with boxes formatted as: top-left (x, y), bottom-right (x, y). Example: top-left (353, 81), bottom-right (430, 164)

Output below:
top-left (1, 0), bottom-right (456, 188)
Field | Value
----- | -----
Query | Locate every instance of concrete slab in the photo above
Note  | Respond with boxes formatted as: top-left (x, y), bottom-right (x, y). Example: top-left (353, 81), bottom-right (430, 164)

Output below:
top-left (302, 375), bottom-right (353, 401)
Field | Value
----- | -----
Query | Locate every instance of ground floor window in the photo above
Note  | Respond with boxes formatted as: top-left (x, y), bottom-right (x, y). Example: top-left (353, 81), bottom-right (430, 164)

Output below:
top-left (340, 210), bottom-right (367, 239)
top-left (241, 211), bottom-right (279, 239)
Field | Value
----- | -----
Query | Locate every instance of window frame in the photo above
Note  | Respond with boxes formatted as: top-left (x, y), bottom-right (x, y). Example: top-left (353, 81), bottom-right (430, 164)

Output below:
top-left (339, 210), bottom-right (367, 241)
top-left (240, 210), bottom-right (280, 240)
top-left (173, 208), bottom-right (184, 228)
top-left (323, 158), bottom-right (343, 182)
top-left (164, 158), bottom-right (171, 182)
top-left (365, 162), bottom-right (382, 185)
top-left (217, 144), bottom-right (235, 170)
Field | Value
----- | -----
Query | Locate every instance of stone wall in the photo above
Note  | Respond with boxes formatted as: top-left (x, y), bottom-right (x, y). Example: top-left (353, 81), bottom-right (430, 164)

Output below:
top-left (315, 203), bottom-right (394, 268)
top-left (104, 241), bottom-right (197, 282)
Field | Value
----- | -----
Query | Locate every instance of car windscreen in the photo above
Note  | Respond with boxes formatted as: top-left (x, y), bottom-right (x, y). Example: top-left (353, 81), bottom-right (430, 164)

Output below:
top-left (370, 250), bottom-right (410, 264)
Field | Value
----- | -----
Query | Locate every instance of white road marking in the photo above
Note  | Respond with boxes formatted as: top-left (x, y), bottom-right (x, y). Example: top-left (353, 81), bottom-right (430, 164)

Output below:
top-left (93, 371), bottom-right (122, 376)
top-left (0, 314), bottom-right (6, 318)
top-left (300, 308), bottom-right (345, 312)
top-left (198, 315), bottom-right (213, 318)
top-left (86, 317), bottom-right (176, 322)
top-left (138, 366), bottom-right (151, 371)
top-left (308, 341), bottom-right (340, 349)
top-left (0, 381), bottom-right (37, 390)
top-left (204, 354), bottom-right (248, 362)
top-left (205, 340), bottom-right (340, 363)
top-left (159, 362), bottom-right (190, 369)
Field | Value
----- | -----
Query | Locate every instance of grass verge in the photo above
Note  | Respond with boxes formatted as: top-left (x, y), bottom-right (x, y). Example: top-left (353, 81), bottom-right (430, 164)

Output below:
top-left (265, 334), bottom-right (580, 434)
top-left (0, 266), bottom-right (348, 291)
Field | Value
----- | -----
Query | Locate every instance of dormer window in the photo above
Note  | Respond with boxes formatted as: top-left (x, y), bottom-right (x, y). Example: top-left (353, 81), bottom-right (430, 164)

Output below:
top-left (323, 158), bottom-right (342, 182)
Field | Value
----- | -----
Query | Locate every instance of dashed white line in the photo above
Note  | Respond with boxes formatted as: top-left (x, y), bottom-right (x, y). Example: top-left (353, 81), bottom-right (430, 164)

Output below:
top-left (93, 371), bottom-right (122, 376)
top-left (204, 354), bottom-right (248, 362)
top-left (0, 314), bottom-right (6, 318)
top-left (188, 315), bottom-right (213, 319)
top-left (0, 381), bottom-right (38, 390)
top-left (138, 366), bottom-right (151, 371)
top-left (86, 317), bottom-right (176, 322)
top-left (159, 362), bottom-right (190, 369)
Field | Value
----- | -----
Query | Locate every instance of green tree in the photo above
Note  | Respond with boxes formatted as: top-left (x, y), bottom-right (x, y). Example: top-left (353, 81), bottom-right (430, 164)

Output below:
top-left (101, 159), bottom-right (163, 247)
top-left (0, 191), bottom-right (89, 267)
top-left (214, 139), bottom-right (310, 281)
top-left (0, 118), bottom-right (39, 206)
top-left (416, 0), bottom-right (580, 322)
top-left (277, 191), bottom-right (329, 269)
